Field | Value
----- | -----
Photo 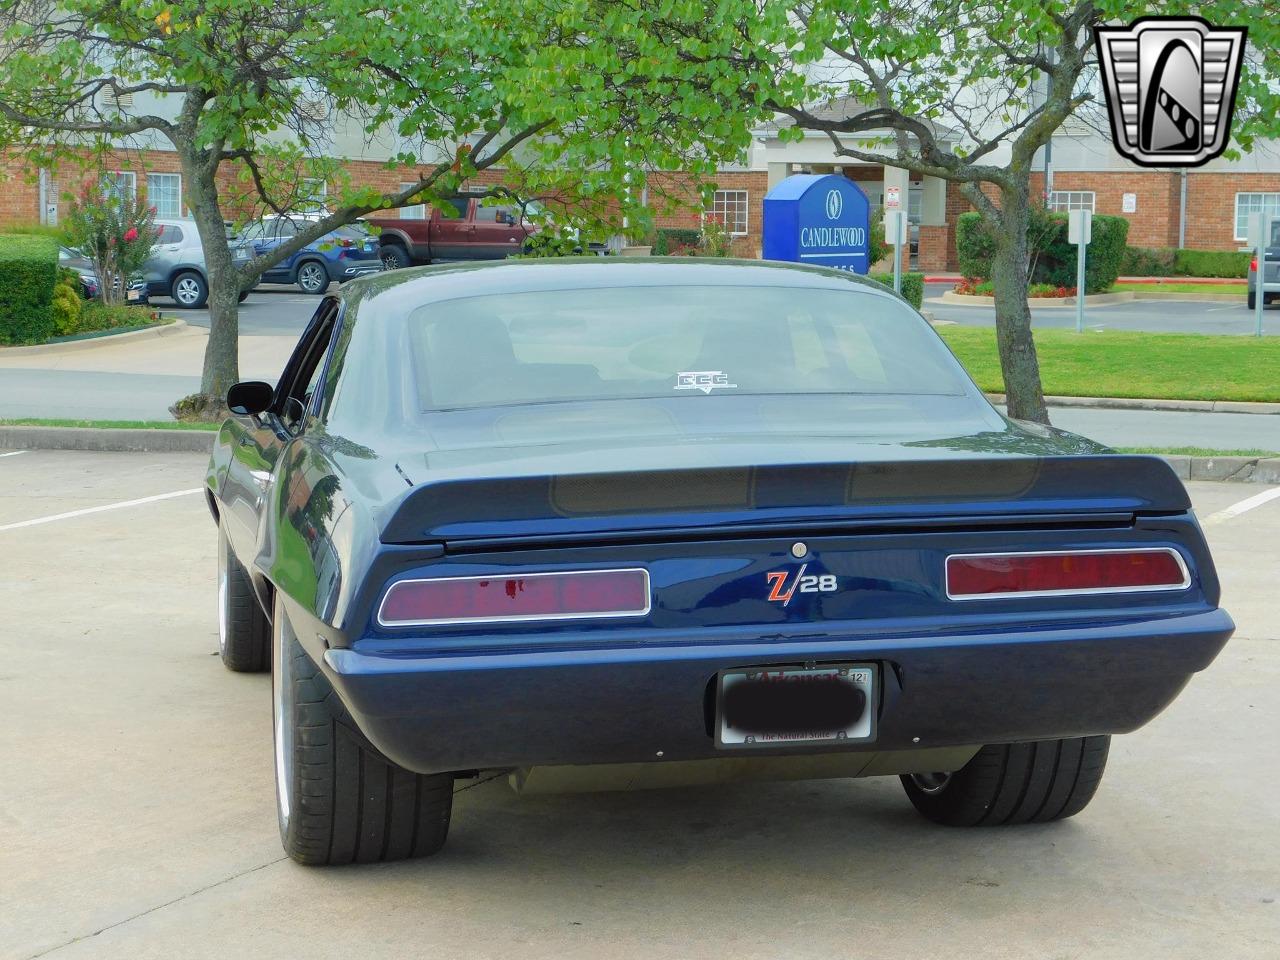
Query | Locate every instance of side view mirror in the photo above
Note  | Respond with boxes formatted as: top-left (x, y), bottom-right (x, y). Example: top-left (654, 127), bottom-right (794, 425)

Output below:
top-left (226, 380), bottom-right (274, 417)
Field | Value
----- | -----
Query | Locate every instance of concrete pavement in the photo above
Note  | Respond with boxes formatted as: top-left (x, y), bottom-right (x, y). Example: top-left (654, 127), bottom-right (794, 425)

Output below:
top-left (0, 449), bottom-right (1276, 959)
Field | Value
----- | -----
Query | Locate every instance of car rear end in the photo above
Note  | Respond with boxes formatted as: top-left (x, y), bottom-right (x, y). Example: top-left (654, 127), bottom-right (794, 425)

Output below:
top-left (1248, 246), bottom-right (1280, 306)
top-left (323, 453), bottom-right (1231, 778)
top-left (326, 224), bottom-right (382, 282)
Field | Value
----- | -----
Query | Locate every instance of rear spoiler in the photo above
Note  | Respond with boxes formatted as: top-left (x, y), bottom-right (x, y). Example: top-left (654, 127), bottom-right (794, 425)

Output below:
top-left (379, 456), bottom-right (1190, 545)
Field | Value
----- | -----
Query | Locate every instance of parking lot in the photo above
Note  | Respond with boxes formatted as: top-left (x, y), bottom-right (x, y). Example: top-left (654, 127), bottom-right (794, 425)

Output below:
top-left (2, 449), bottom-right (1278, 960)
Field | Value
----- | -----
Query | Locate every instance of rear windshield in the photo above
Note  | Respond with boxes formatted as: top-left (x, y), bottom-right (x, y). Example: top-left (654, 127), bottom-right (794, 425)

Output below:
top-left (406, 284), bottom-right (969, 410)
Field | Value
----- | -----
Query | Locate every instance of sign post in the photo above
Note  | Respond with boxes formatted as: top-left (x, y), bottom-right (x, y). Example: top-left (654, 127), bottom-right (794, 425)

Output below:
top-left (761, 174), bottom-right (871, 275)
top-left (1068, 208), bottom-right (1093, 334)
top-left (884, 210), bottom-right (908, 295)
top-left (1248, 213), bottom-right (1276, 338)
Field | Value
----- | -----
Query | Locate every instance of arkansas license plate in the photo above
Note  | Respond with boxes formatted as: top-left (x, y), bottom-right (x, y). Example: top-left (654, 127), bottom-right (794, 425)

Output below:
top-left (716, 664), bottom-right (876, 748)
top-left (126, 289), bottom-right (140, 302)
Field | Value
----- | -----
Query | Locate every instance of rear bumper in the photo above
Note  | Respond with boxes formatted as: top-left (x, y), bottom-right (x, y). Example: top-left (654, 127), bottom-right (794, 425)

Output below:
top-left (323, 608), bottom-right (1233, 776)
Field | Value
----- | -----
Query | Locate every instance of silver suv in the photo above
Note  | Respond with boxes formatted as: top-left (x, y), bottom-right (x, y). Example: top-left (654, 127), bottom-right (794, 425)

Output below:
top-left (143, 219), bottom-right (255, 308)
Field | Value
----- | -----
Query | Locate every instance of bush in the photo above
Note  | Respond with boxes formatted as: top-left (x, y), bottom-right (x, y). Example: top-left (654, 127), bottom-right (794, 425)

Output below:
top-left (63, 177), bottom-right (158, 307)
top-left (1173, 248), bottom-right (1251, 278)
top-left (50, 278), bottom-right (82, 335)
top-left (1120, 246), bottom-right (1177, 277)
top-left (653, 227), bottom-right (700, 256)
top-left (75, 302), bottom-right (155, 333)
top-left (954, 212), bottom-right (998, 280)
top-left (0, 234), bottom-right (58, 345)
top-left (868, 271), bottom-right (924, 309)
top-left (1034, 213), bottom-right (1129, 293)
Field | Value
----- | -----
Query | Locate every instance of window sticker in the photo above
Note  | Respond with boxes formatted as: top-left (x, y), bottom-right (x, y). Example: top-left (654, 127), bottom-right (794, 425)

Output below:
top-left (675, 371), bottom-right (738, 394)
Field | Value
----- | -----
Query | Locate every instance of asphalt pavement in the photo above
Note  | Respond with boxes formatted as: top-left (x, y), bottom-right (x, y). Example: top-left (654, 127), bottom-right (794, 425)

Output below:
top-left (923, 282), bottom-right (1278, 335)
top-left (1, 449), bottom-right (1276, 958)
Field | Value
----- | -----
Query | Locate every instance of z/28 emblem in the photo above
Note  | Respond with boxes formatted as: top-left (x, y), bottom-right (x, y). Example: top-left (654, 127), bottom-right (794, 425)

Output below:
top-left (765, 564), bottom-right (838, 605)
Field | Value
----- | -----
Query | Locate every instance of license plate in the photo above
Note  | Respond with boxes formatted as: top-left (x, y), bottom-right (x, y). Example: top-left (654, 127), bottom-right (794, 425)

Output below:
top-left (126, 289), bottom-right (140, 302)
top-left (716, 664), bottom-right (876, 748)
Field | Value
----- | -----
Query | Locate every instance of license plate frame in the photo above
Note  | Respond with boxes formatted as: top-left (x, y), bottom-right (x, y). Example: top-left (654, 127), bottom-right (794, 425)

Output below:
top-left (715, 663), bottom-right (877, 749)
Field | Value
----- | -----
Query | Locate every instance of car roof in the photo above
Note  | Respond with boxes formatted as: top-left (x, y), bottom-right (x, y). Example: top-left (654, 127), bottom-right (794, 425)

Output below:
top-left (342, 257), bottom-right (908, 315)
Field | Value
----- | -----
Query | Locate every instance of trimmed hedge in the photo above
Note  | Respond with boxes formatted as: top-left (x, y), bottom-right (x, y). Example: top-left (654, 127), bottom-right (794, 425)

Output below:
top-left (0, 234), bottom-right (58, 345)
top-left (868, 271), bottom-right (924, 309)
top-left (653, 227), bottom-right (701, 255)
top-left (1121, 245), bottom-right (1251, 278)
top-left (955, 210), bottom-right (1128, 294)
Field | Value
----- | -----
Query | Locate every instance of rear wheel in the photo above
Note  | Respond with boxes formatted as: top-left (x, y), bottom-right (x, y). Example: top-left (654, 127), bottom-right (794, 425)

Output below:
top-left (217, 520), bottom-right (270, 672)
top-left (171, 270), bottom-right (208, 308)
top-left (380, 244), bottom-right (410, 271)
top-left (900, 737), bottom-right (1110, 827)
top-left (1247, 291), bottom-right (1256, 309)
top-left (296, 260), bottom-right (329, 294)
top-left (272, 595), bottom-right (453, 865)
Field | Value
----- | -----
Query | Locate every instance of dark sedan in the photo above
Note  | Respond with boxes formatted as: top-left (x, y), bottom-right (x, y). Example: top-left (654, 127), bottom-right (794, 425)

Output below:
top-left (58, 246), bottom-right (148, 304)
top-left (206, 259), bottom-right (1233, 865)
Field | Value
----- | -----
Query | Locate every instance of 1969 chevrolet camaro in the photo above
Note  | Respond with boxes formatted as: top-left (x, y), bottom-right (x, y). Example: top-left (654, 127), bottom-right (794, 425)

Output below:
top-left (206, 258), bottom-right (1233, 865)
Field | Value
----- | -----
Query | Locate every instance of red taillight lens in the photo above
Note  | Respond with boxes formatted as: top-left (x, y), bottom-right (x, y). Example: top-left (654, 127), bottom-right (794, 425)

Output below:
top-left (378, 568), bottom-right (650, 626)
top-left (1251, 257), bottom-right (1258, 272)
top-left (946, 549), bottom-right (1188, 600)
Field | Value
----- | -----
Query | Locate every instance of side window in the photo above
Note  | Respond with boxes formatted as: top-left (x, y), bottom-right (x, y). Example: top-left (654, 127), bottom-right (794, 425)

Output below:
top-left (277, 301), bottom-right (339, 433)
top-left (474, 205), bottom-right (517, 225)
top-left (157, 224), bottom-right (184, 244)
top-left (435, 197), bottom-right (468, 220)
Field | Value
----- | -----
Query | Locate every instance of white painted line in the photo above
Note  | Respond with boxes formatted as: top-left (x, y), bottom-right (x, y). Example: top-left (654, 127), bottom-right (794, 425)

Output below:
top-left (0, 487), bottom-right (203, 533)
top-left (1203, 486), bottom-right (1280, 526)
top-left (0, 450), bottom-right (28, 458)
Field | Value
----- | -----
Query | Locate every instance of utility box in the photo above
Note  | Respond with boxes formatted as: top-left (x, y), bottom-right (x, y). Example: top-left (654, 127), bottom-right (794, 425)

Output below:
top-left (762, 174), bottom-right (871, 274)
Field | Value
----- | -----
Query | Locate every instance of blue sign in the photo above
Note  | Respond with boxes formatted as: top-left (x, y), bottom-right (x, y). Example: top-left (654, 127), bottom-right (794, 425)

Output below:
top-left (761, 174), bottom-right (871, 274)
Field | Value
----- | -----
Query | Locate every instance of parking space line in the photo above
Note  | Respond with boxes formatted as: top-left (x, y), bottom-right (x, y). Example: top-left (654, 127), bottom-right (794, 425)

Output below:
top-left (1203, 486), bottom-right (1280, 526)
top-left (0, 488), bottom-right (203, 533)
top-left (0, 450), bottom-right (27, 458)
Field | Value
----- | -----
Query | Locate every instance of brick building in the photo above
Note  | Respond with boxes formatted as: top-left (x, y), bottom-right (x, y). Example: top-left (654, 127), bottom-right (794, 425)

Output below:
top-left (3, 100), bottom-right (1279, 272)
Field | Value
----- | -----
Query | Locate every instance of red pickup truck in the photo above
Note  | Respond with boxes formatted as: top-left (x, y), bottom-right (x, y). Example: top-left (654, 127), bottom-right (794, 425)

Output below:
top-left (371, 196), bottom-right (537, 269)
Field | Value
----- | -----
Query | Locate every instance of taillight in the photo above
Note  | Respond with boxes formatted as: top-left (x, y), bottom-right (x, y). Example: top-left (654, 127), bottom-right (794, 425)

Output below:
top-left (946, 548), bottom-right (1189, 600)
top-left (1251, 257), bottom-right (1258, 273)
top-left (377, 568), bottom-right (651, 626)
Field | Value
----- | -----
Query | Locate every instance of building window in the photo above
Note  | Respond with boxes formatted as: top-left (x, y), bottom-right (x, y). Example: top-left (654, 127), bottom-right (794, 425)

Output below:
top-left (1047, 191), bottom-right (1096, 212)
top-left (300, 178), bottom-right (327, 213)
top-left (147, 173), bottom-right (182, 218)
top-left (707, 189), bottom-right (749, 236)
top-left (103, 171), bottom-right (136, 206)
top-left (399, 182), bottom-right (426, 220)
top-left (1235, 193), bottom-right (1280, 242)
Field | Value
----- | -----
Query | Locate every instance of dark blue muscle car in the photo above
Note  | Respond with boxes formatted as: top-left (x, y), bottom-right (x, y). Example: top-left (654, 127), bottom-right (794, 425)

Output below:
top-left (206, 258), bottom-right (1233, 865)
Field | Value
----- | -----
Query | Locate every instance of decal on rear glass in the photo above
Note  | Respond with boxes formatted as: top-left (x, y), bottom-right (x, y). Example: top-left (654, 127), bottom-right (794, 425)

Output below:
top-left (675, 370), bottom-right (738, 394)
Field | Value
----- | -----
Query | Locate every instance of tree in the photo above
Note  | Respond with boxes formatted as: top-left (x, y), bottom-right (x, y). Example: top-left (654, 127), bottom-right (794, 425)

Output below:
top-left (0, 0), bottom-right (758, 410)
top-left (649, 0), bottom-right (1280, 422)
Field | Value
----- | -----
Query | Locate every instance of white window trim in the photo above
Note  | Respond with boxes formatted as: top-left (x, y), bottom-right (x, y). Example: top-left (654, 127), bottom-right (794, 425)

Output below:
top-left (1047, 190), bottom-right (1096, 213)
top-left (707, 189), bottom-right (749, 237)
top-left (147, 172), bottom-right (182, 219)
top-left (1234, 191), bottom-right (1280, 242)
top-left (104, 171), bottom-right (136, 204)
top-left (399, 182), bottom-right (426, 220)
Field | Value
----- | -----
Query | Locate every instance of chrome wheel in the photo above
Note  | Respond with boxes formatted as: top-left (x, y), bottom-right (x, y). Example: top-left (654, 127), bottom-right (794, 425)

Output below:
top-left (380, 247), bottom-right (408, 271)
top-left (173, 275), bottom-right (203, 305)
top-left (910, 772), bottom-right (952, 794)
top-left (297, 262), bottom-right (327, 293)
top-left (272, 604), bottom-right (295, 830)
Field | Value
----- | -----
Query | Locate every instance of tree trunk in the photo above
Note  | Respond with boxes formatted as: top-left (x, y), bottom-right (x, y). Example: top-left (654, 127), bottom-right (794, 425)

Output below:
top-left (182, 155), bottom-right (242, 403)
top-left (988, 182), bottom-right (1049, 424)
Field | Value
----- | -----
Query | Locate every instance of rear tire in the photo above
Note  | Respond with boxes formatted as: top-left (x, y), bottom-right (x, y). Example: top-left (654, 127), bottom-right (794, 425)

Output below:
top-left (296, 260), bottom-right (329, 294)
top-left (1247, 291), bottom-right (1256, 309)
top-left (171, 270), bottom-right (208, 308)
top-left (217, 520), bottom-right (270, 672)
top-left (272, 595), bottom-right (453, 865)
top-left (380, 244), bottom-right (410, 271)
top-left (900, 737), bottom-right (1110, 827)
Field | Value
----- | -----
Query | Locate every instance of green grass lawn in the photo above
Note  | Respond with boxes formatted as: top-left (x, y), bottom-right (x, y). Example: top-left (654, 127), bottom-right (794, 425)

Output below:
top-left (937, 326), bottom-right (1280, 403)
top-left (1111, 281), bottom-right (1245, 295)
top-left (0, 418), bottom-right (218, 430)
top-left (1118, 446), bottom-right (1279, 458)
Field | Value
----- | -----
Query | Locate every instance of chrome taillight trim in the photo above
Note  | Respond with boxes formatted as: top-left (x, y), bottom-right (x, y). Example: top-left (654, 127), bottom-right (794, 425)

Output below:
top-left (376, 567), bottom-right (652, 627)
top-left (944, 547), bottom-right (1191, 601)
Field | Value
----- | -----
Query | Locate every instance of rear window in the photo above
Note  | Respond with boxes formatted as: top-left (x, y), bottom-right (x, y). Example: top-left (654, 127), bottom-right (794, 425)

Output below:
top-left (406, 285), bottom-right (968, 410)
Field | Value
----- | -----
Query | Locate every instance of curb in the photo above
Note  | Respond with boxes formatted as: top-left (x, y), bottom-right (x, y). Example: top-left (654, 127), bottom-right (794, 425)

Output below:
top-left (1, 428), bottom-right (1278, 483)
top-left (0, 425), bottom-right (215, 453)
top-left (936, 291), bottom-right (1136, 308)
top-left (985, 393), bottom-right (1280, 415)
top-left (0, 319), bottom-right (190, 357)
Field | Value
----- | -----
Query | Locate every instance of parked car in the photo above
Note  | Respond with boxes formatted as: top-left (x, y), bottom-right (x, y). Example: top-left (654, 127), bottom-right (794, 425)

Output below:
top-left (208, 258), bottom-right (1232, 866)
top-left (143, 218), bottom-right (255, 308)
top-left (372, 195), bottom-right (541, 269)
top-left (239, 216), bottom-right (382, 294)
top-left (58, 246), bottom-right (149, 304)
top-left (1246, 217), bottom-right (1280, 309)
